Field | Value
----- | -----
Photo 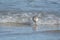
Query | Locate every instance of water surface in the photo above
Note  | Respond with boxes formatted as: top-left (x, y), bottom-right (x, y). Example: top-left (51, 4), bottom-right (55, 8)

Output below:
top-left (0, 24), bottom-right (60, 40)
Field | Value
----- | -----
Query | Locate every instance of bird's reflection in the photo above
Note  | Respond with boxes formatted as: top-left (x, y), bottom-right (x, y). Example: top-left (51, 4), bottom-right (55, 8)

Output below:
top-left (32, 16), bottom-right (39, 31)
top-left (33, 23), bottom-right (38, 31)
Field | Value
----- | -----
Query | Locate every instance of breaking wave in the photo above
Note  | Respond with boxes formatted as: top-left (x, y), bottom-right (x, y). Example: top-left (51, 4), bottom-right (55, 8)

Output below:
top-left (0, 11), bottom-right (60, 25)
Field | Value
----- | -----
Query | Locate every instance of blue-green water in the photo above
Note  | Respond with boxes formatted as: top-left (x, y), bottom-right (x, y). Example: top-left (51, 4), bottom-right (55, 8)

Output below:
top-left (0, 0), bottom-right (60, 12)
top-left (0, 0), bottom-right (60, 40)
top-left (0, 0), bottom-right (60, 24)
top-left (0, 25), bottom-right (60, 40)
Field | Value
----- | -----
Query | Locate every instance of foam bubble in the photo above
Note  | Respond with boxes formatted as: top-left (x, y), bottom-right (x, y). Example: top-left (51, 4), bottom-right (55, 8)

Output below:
top-left (0, 12), bottom-right (60, 25)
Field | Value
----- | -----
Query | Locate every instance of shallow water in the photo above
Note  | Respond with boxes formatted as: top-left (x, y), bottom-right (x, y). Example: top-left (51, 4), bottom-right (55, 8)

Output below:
top-left (0, 24), bottom-right (60, 40)
top-left (0, 0), bottom-right (60, 40)
top-left (0, 0), bottom-right (60, 24)
top-left (0, 0), bottom-right (60, 12)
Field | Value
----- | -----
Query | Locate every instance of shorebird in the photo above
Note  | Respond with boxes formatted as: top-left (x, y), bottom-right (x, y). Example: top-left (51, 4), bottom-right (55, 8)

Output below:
top-left (32, 16), bottom-right (38, 24)
top-left (32, 16), bottom-right (39, 31)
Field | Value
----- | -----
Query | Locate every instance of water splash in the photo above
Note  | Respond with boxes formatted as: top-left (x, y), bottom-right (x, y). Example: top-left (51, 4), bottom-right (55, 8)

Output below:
top-left (0, 12), bottom-right (60, 25)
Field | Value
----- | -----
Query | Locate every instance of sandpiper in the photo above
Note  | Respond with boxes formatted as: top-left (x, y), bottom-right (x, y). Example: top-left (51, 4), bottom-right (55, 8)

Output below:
top-left (32, 16), bottom-right (38, 24)
top-left (32, 16), bottom-right (39, 31)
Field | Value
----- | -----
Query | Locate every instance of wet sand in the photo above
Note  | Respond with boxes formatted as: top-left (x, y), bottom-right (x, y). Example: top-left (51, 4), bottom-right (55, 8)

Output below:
top-left (43, 30), bottom-right (60, 32)
top-left (0, 22), bottom-right (31, 26)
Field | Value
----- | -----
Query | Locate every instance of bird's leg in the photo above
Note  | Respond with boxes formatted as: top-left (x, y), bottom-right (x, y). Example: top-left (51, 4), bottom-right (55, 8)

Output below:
top-left (33, 22), bottom-right (38, 31)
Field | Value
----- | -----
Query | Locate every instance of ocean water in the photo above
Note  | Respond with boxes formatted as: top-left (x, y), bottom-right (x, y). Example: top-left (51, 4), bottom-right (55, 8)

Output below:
top-left (0, 25), bottom-right (60, 40)
top-left (0, 0), bottom-right (60, 24)
top-left (0, 0), bottom-right (60, 40)
top-left (0, 0), bottom-right (60, 12)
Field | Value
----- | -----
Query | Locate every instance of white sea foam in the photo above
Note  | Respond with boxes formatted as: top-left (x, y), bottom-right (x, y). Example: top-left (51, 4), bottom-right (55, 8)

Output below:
top-left (0, 12), bottom-right (60, 25)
